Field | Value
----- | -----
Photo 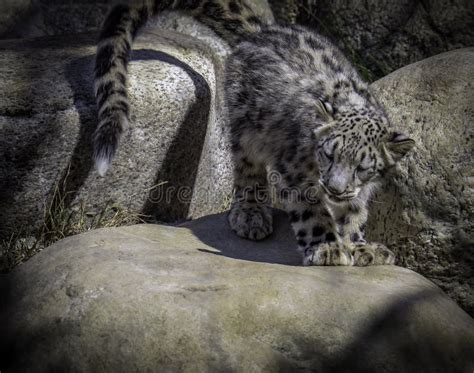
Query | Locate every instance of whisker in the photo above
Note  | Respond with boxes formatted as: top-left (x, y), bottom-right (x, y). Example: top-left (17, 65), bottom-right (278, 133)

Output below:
top-left (367, 197), bottom-right (385, 205)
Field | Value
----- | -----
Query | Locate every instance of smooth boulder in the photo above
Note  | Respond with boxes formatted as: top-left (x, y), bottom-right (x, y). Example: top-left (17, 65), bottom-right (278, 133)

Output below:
top-left (1, 210), bottom-right (473, 372)
top-left (368, 48), bottom-right (474, 315)
top-left (0, 26), bottom-right (232, 240)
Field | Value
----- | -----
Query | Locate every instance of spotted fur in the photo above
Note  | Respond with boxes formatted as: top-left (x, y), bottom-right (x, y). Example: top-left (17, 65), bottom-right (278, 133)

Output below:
top-left (94, 1), bottom-right (414, 266)
top-left (225, 25), bottom-right (415, 266)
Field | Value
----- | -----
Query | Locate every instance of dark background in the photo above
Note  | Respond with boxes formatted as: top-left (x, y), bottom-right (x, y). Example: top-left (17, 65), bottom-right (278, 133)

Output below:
top-left (1, 0), bottom-right (473, 81)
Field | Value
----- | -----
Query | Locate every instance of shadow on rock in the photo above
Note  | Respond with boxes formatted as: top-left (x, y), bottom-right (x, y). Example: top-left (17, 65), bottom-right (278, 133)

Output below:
top-left (316, 288), bottom-right (468, 373)
top-left (136, 50), bottom-right (211, 223)
top-left (183, 209), bottom-right (302, 265)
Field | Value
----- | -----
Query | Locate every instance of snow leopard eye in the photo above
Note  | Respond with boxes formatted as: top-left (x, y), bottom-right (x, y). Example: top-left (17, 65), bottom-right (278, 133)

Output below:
top-left (323, 150), bottom-right (333, 161)
top-left (356, 164), bottom-right (369, 172)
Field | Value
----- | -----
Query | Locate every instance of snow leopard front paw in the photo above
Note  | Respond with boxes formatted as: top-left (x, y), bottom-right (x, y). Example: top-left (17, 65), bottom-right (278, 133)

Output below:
top-left (228, 203), bottom-right (273, 241)
top-left (303, 242), bottom-right (354, 266)
top-left (352, 242), bottom-right (395, 266)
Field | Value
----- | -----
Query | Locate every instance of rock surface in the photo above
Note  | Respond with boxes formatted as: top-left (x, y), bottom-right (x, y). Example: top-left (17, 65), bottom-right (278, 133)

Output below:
top-left (1, 210), bottom-right (473, 372)
top-left (0, 26), bottom-right (233, 240)
top-left (271, 0), bottom-right (474, 80)
top-left (367, 48), bottom-right (474, 315)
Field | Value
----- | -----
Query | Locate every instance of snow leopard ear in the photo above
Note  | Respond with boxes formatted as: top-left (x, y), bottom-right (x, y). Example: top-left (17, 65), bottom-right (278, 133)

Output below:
top-left (383, 131), bottom-right (415, 164)
top-left (315, 99), bottom-right (333, 121)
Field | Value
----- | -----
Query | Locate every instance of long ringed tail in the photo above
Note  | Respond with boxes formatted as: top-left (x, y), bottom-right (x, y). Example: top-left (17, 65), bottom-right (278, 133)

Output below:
top-left (93, 0), bottom-right (270, 176)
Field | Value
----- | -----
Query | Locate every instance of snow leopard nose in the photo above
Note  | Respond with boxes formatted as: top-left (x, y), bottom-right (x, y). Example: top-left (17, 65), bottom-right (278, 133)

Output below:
top-left (326, 166), bottom-right (351, 195)
top-left (327, 184), bottom-right (345, 196)
top-left (327, 174), bottom-right (349, 195)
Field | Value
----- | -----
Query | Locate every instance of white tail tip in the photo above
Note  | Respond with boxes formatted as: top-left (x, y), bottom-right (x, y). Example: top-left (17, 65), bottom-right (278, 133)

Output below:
top-left (95, 156), bottom-right (110, 177)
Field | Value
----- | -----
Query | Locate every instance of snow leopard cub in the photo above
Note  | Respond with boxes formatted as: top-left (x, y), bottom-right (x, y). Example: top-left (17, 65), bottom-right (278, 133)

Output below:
top-left (93, 0), bottom-right (414, 266)
top-left (225, 26), bottom-right (415, 266)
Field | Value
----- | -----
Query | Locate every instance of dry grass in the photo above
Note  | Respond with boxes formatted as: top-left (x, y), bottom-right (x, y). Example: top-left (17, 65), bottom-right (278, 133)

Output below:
top-left (219, 191), bottom-right (234, 212)
top-left (0, 169), bottom-right (146, 273)
top-left (0, 233), bottom-right (40, 274)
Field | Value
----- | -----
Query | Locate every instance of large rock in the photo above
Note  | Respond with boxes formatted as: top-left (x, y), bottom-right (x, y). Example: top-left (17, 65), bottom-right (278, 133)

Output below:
top-left (0, 26), bottom-right (233, 241)
top-left (272, 0), bottom-right (474, 80)
top-left (1, 210), bottom-right (473, 372)
top-left (367, 49), bottom-right (474, 315)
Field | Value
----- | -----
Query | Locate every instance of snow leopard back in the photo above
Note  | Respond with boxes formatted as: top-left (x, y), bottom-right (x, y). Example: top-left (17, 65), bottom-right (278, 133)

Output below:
top-left (225, 23), bottom-right (379, 163)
